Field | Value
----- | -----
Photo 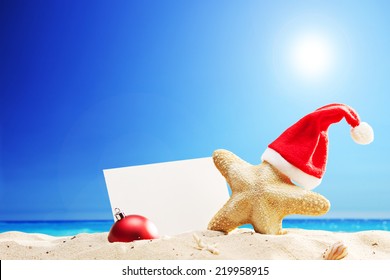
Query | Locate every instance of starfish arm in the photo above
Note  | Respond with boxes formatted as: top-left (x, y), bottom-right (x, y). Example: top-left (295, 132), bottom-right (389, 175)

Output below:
top-left (208, 195), bottom-right (250, 234)
top-left (252, 218), bottom-right (284, 235)
top-left (290, 190), bottom-right (330, 216)
top-left (213, 149), bottom-right (253, 192)
top-left (270, 183), bottom-right (331, 217)
top-left (213, 149), bottom-right (247, 177)
top-left (250, 202), bottom-right (285, 235)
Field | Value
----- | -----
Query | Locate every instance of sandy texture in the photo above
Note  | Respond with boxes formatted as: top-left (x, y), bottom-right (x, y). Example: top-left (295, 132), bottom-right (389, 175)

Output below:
top-left (1, 229), bottom-right (390, 260)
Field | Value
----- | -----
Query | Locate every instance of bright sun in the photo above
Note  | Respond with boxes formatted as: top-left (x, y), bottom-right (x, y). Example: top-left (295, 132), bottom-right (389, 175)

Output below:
top-left (290, 34), bottom-right (333, 81)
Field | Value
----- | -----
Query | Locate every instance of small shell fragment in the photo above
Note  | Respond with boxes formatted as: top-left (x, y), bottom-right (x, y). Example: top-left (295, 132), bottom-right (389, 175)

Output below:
top-left (323, 241), bottom-right (348, 260)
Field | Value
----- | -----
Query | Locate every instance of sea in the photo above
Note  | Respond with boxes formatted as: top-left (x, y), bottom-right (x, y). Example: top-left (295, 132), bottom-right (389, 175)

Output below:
top-left (0, 219), bottom-right (389, 237)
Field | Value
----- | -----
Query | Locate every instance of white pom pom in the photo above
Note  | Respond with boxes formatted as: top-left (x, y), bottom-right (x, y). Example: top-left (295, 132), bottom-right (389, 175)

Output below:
top-left (351, 122), bottom-right (374, 145)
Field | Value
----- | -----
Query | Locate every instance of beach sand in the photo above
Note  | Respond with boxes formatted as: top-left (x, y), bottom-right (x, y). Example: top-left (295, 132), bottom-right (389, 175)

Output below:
top-left (1, 229), bottom-right (390, 260)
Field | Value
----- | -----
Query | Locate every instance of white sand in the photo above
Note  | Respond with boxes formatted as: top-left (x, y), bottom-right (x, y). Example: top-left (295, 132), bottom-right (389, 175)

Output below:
top-left (1, 229), bottom-right (390, 260)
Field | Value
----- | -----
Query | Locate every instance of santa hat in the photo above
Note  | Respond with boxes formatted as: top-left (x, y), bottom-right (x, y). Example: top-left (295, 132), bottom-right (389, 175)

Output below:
top-left (261, 103), bottom-right (374, 190)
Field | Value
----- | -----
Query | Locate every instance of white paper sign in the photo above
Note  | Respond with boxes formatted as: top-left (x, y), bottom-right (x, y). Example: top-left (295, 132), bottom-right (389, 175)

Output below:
top-left (103, 157), bottom-right (229, 236)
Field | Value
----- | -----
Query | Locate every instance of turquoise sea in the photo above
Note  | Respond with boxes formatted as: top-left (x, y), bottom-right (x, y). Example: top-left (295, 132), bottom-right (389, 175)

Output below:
top-left (0, 219), bottom-right (389, 237)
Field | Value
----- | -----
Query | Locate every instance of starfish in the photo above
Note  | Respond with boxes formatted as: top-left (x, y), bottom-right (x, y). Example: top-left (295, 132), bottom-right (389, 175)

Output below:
top-left (208, 149), bottom-right (330, 235)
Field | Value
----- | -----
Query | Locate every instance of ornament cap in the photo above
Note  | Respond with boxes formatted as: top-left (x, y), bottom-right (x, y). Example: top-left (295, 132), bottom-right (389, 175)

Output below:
top-left (114, 208), bottom-right (126, 221)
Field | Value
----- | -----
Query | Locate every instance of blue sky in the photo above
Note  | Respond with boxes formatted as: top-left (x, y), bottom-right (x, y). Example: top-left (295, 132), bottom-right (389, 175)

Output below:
top-left (1, 0), bottom-right (389, 221)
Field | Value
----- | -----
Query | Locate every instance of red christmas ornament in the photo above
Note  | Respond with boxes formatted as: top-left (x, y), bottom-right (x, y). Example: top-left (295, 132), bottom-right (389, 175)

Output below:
top-left (108, 208), bottom-right (159, 243)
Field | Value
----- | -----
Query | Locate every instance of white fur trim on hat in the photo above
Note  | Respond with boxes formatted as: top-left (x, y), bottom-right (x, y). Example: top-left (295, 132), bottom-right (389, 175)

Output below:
top-left (351, 122), bottom-right (374, 145)
top-left (261, 148), bottom-right (322, 190)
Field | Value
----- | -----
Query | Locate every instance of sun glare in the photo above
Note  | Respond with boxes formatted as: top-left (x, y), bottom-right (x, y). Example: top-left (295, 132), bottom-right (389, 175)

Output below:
top-left (290, 34), bottom-right (333, 81)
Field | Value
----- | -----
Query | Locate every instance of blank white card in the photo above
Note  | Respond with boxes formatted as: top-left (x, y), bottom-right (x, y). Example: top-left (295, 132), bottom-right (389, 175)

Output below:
top-left (103, 157), bottom-right (229, 236)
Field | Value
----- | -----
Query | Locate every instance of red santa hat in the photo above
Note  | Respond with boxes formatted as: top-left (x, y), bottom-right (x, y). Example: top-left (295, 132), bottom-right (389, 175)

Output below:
top-left (261, 103), bottom-right (374, 190)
